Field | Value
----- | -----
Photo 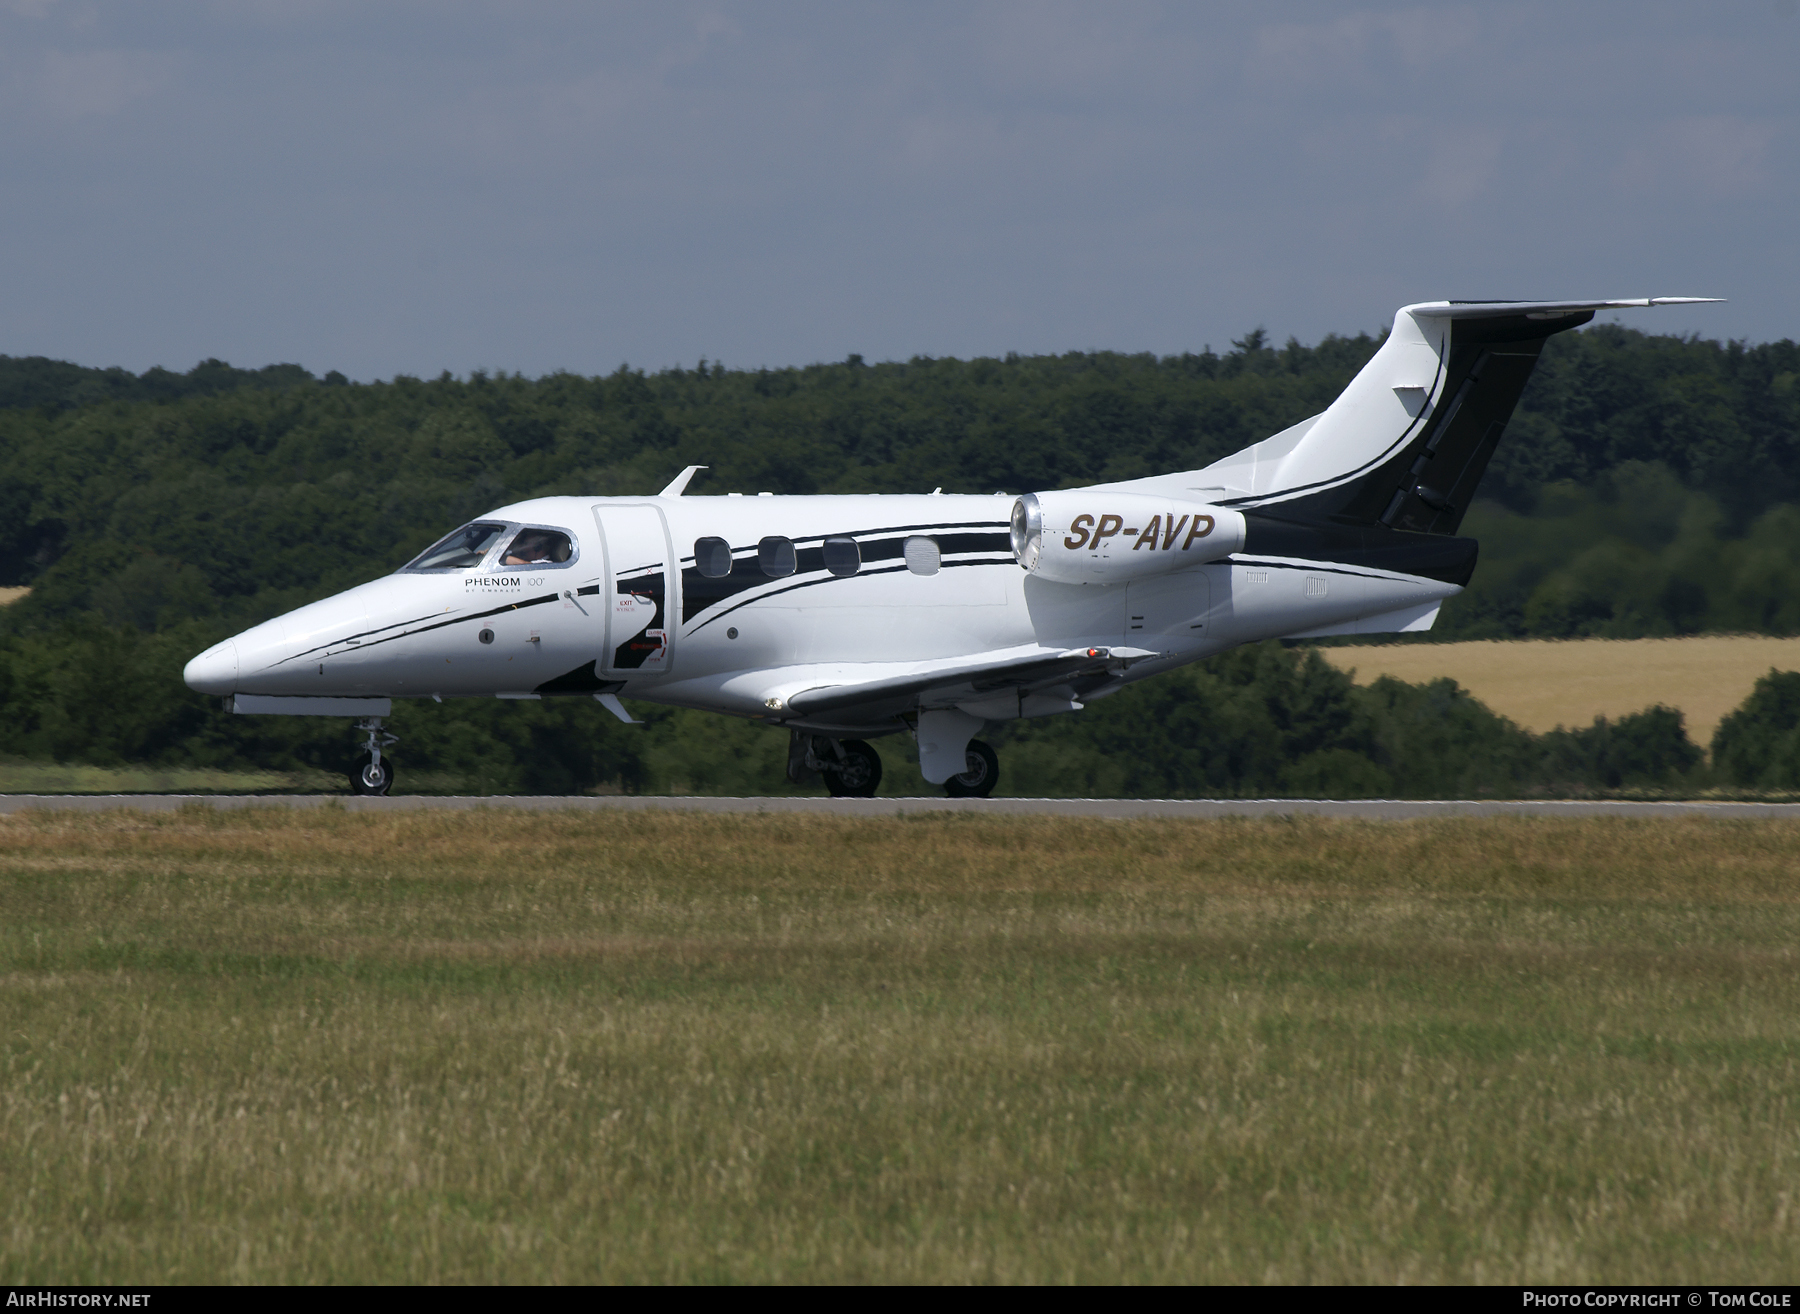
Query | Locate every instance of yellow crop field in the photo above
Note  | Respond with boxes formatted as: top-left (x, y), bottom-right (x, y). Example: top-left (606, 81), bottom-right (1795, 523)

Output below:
top-left (0, 587), bottom-right (29, 606)
top-left (4, 806), bottom-right (1799, 1283)
top-left (1319, 634), bottom-right (1800, 744)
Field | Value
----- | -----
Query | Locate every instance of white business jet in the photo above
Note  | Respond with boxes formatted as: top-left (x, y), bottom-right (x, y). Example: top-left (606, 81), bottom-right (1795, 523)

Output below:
top-left (184, 297), bottom-right (1718, 797)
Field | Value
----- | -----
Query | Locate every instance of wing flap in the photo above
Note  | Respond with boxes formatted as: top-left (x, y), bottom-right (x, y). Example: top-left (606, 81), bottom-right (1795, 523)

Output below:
top-left (780, 645), bottom-right (1160, 715)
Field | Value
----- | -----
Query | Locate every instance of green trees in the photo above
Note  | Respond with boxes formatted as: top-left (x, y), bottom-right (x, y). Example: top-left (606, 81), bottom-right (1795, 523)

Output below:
top-left (993, 643), bottom-right (1706, 799)
top-left (1444, 462), bottom-right (1800, 639)
top-left (1438, 325), bottom-right (1800, 639)
top-left (4, 323), bottom-right (1796, 637)
top-left (1711, 670), bottom-right (1800, 787)
top-left (0, 625), bottom-right (1715, 796)
top-left (0, 320), bottom-right (1797, 793)
top-left (0, 339), bottom-right (1382, 615)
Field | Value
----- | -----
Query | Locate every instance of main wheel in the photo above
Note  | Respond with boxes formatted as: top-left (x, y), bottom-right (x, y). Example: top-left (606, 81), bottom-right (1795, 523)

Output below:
top-left (822, 739), bottom-right (883, 798)
top-left (350, 757), bottom-right (393, 796)
top-left (943, 739), bottom-right (998, 798)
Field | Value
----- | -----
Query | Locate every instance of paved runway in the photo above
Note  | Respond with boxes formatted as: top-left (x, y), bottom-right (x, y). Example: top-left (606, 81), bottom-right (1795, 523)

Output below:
top-left (4, 794), bottom-right (1800, 819)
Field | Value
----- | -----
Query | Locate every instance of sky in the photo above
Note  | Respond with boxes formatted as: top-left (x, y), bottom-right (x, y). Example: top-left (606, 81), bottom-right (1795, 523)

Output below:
top-left (0, 1), bottom-right (1795, 380)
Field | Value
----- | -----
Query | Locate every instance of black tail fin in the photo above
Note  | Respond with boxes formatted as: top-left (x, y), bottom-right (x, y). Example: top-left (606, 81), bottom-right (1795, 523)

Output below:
top-left (1275, 305), bottom-right (1589, 535)
top-left (1196, 298), bottom-right (1719, 536)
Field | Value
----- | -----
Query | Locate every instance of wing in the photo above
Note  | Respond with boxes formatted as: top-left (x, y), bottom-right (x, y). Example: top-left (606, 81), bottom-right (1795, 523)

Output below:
top-left (742, 643), bottom-right (1163, 728)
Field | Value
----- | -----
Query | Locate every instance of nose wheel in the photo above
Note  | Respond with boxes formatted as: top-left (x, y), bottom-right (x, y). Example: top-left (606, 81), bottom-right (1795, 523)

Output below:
top-left (349, 717), bottom-right (397, 796)
top-left (789, 731), bottom-right (884, 798)
top-left (822, 739), bottom-right (883, 798)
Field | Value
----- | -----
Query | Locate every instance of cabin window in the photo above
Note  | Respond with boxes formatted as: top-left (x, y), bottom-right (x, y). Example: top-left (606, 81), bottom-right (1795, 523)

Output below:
top-left (903, 536), bottom-right (940, 576)
top-left (403, 522), bottom-right (508, 571)
top-left (695, 537), bottom-right (733, 579)
top-left (822, 537), bottom-right (861, 577)
top-left (759, 536), bottom-right (796, 578)
top-left (497, 527), bottom-right (575, 569)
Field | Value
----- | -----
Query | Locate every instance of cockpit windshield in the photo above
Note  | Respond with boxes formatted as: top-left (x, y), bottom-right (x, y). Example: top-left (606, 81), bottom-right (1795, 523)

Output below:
top-left (402, 522), bottom-right (509, 572)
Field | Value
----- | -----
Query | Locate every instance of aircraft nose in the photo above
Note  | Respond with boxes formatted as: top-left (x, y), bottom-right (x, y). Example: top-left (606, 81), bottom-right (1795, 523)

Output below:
top-left (184, 639), bottom-right (239, 695)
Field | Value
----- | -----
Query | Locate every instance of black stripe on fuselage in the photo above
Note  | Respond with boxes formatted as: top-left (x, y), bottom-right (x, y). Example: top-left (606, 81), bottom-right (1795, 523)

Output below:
top-left (1227, 556), bottom-right (1417, 583)
top-left (685, 556), bottom-right (1017, 633)
top-left (675, 520), bottom-right (1009, 567)
top-left (277, 608), bottom-right (458, 663)
top-left (269, 592), bottom-right (563, 666)
top-left (681, 525), bottom-right (1010, 624)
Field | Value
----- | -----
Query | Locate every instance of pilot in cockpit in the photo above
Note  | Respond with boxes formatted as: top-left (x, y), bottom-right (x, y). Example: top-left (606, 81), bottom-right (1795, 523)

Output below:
top-left (502, 529), bottom-right (571, 567)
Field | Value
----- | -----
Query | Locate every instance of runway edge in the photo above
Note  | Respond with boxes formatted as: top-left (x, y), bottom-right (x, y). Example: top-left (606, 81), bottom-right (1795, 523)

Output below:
top-left (5, 795), bottom-right (1800, 819)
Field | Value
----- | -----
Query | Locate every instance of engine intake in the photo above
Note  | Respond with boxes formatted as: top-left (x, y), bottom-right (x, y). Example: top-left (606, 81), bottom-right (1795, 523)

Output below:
top-left (1010, 491), bottom-right (1245, 584)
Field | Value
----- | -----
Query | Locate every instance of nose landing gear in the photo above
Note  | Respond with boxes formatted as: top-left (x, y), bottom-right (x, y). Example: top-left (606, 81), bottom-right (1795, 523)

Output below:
top-left (823, 740), bottom-right (882, 798)
top-left (349, 717), bottom-right (398, 796)
top-left (787, 731), bottom-right (883, 798)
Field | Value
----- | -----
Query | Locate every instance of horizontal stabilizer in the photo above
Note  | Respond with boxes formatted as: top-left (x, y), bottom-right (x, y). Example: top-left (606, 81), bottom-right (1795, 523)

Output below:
top-left (1404, 297), bottom-right (1723, 320)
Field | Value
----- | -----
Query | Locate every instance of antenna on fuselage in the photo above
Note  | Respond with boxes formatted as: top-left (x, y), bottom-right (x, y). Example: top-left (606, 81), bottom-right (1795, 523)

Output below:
top-left (660, 465), bottom-right (708, 496)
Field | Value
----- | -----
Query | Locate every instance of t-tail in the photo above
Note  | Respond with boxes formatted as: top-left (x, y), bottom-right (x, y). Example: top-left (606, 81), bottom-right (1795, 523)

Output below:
top-left (1100, 297), bottom-right (1722, 587)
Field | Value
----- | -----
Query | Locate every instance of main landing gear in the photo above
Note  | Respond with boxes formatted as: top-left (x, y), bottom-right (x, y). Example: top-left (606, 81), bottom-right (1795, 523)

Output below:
top-left (944, 740), bottom-right (999, 799)
top-left (788, 732), bottom-right (884, 798)
top-left (787, 730), bottom-right (1000, 798)
top-left (349, 717), bottom-right (398, 796)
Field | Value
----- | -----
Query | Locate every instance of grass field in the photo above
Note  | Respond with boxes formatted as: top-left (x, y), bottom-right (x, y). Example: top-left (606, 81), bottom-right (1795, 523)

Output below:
top-left (3, 807), bottom-right (1798, 1283)
top-left (0, 758), bottom-right (343, 796)
top-left (1319, 634), bottom-right (1800, 744)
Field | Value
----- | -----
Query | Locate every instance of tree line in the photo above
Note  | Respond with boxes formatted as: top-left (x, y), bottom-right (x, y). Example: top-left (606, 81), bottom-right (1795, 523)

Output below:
top-left (0, 322), bottom-right (1797, 793)
top-left (11, 617), bottom-right (1800, 796)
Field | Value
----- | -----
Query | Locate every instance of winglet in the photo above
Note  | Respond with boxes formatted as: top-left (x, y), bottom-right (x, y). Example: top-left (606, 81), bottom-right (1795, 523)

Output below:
top-left (660, 465), bottom-right (708, 497)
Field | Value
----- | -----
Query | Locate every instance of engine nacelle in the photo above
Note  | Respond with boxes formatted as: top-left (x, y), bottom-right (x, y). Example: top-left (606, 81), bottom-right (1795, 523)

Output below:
top-left (1010, 491), bottom-right (1246, 584)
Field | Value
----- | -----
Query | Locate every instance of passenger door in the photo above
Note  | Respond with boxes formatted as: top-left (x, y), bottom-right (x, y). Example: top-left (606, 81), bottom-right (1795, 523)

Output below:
top-left (594, 505), bottom-right (675, 676)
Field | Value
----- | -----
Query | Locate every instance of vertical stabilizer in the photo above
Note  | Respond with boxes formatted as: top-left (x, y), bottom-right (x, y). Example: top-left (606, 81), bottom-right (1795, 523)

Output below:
top-left (1099, 297), bottom-right (1721, 537)
top-left (1226, 298), bottom-right (1722, 533)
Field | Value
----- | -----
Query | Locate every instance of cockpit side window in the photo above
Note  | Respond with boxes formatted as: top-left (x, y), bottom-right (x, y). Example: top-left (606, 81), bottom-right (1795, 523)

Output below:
top-left (403, 522), bottom-right (509, 572)
top-left (498, 527), bottom-right (576, 569)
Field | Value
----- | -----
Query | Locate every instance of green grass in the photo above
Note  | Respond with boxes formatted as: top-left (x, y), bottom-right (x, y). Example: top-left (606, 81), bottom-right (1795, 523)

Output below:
top-left (3, 808), bottom-right (1798, 1282)
top-left (0, 758), bottom-right (343, 795)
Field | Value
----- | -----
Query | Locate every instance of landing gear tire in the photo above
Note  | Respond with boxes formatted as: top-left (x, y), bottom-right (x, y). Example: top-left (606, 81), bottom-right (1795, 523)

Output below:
top-left (822, 739), bottom-right (883, 798)
top-left (349, 716), bottom-right (398, 796)
top-left (943, 739), bottom-right (999, 799)
top-left (350, 757), bottom-right (393, 796)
